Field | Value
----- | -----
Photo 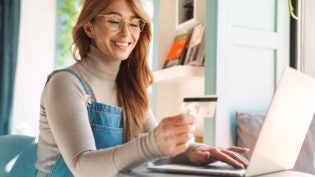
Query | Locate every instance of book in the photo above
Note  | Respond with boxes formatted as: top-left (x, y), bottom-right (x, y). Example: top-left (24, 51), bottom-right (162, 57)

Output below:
top-left (188, 31), bottom-right (205, 66)
top-left (183, 23), bottom-right (206, 66)
top-left (163, 31), bottom-right (191, 69)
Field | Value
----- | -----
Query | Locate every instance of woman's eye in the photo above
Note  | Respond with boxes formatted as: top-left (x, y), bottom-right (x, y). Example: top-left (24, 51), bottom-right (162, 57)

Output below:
top-left (130, 23), bottom-right (139, 28)
top-left (107, 19), bottom-right (121, 24)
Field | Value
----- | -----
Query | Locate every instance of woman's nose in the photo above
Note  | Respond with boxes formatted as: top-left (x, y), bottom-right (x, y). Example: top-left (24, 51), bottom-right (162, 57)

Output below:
top-left (119, 21), bottom-right (131, 36)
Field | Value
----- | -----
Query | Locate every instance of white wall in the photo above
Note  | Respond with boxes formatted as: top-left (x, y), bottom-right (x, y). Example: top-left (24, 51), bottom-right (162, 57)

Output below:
top-left (12, 0), bottom-right (56, 136)
top-left (302, 0), bottom-right (315, 77)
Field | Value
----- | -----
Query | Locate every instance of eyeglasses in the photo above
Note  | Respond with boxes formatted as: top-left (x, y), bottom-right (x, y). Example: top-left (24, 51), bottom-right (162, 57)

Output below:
top-left (97, 14), bottom-right (145, 33)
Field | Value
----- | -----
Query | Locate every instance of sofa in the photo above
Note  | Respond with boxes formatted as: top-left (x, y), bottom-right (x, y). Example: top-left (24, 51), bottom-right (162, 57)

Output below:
top-left (236, 112), bottom-right (315, 174)
top-left (0, 135), bottom-right (38, 177)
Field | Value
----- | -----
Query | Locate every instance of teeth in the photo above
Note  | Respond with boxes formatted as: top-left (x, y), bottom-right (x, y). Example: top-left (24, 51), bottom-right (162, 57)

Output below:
top-left (115, 42), bottom-right (129, 47)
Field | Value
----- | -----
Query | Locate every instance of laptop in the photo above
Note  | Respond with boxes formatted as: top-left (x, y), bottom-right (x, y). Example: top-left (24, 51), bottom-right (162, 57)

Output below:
top-left (147, 66), bottom-right (315, 177)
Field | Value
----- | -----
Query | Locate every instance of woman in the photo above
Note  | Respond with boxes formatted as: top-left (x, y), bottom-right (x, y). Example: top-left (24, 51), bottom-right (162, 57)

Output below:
top-left (35, 0), bottom-right (248, 177)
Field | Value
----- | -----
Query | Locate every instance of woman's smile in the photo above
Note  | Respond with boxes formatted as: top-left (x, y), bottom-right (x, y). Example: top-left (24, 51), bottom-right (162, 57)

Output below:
top-left (112, 40), bottom-right (131, 49)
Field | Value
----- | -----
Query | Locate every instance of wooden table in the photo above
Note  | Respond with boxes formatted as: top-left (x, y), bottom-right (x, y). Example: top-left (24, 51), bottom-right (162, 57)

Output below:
top-left (117, 164), bottom-right (315, 177)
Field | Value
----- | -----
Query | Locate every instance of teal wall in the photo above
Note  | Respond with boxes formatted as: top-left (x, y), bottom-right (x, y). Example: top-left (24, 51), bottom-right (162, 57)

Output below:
top-left (204, 0), bottom-right (218, 95)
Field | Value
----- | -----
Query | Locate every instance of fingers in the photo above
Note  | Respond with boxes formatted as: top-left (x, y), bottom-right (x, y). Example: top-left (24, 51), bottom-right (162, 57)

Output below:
top-left (165, 114), bottom-right (196, 126)
top-left (169, 124), bottom-right (195, 136)
top-left (154, 114), bottom-right (196, 157)
top-left (172, 142), bottom-right (191, 156)
top-left (226, 146), bottom-right (249, 167)
top-left (163, 131), bottom-right (194, 156)
top-left (208, 147), bottom-right (249, 169)
top-left (189, 147), bottom-right (211, 165)
top-left (158, 115), bottom-right (195, 138)
top-left (167, 131), bottom-right (194, 147)
top-left (221, 149), bottom-right (249, 168)
top-left (227, 146), bottom-right (250, 154)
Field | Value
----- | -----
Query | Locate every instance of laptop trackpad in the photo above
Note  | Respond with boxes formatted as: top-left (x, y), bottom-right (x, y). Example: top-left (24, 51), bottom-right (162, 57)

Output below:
top-left (147, 161), bottom-right (246, 176)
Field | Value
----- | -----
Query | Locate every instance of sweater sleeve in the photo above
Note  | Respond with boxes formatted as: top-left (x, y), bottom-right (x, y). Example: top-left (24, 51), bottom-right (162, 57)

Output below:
top-left (43, 72), bottom-right (163, 177)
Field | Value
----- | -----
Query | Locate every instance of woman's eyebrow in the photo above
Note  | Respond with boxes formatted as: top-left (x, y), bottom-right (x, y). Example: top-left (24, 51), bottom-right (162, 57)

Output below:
top-left (103, 11), bottom-right (139, 19)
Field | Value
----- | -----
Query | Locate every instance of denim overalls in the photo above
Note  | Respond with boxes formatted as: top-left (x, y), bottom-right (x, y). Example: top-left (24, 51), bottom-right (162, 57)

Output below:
top-left (36, 69), bottom-right (123, 177)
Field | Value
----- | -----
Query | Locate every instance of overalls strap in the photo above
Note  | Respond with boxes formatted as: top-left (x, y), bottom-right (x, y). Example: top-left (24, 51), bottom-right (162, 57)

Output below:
top-left (46, 68), bottom-right (91, 96)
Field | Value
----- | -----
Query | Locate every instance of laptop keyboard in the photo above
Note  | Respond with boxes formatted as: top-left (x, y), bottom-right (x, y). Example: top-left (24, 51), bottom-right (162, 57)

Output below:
top-left (202, 162), bottom-right (240, 170)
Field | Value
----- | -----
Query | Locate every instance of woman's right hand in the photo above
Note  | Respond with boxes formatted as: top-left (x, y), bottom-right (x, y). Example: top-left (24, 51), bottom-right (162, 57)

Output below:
top-left (154, 114), bottom-right (196, 157)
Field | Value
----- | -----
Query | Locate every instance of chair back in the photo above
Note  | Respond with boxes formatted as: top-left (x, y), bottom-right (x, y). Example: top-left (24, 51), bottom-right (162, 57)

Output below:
top-left (0, 135), bottom-right (38, 177)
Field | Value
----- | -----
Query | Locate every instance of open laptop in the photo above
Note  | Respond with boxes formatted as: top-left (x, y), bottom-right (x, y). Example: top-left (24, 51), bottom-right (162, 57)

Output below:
top-left (147, 66), bottom-right (315, 177)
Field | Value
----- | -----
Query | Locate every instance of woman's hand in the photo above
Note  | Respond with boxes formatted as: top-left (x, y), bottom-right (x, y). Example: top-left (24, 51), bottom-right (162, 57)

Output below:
top-left (154, 114), bottom-right (196, 157)
top-left (189, 145), bottom-right (249, 168)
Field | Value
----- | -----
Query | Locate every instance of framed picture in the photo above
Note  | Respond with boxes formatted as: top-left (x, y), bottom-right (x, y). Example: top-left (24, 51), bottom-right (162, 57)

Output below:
top-left (176, 0), bottom-right (197, 30)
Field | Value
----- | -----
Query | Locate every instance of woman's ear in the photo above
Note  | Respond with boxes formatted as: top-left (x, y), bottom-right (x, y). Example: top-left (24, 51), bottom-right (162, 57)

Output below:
top-left (83, 22), bottom-right (94, 38)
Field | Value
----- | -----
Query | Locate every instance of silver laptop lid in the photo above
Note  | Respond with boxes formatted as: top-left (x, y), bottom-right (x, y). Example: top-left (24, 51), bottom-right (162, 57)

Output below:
top-left (246, 67), bottom-right (315, 176)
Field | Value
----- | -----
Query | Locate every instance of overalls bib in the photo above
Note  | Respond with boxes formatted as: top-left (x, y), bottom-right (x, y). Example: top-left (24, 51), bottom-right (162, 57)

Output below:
top-left (37, 69), bottom-right (123, 177)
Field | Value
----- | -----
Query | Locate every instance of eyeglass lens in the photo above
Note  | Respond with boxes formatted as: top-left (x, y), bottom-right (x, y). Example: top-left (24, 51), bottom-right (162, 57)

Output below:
top-left (103, 15), bottom-right (145, 33)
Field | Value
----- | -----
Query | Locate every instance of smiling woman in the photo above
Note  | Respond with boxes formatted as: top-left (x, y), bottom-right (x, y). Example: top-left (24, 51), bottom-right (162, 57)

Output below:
top-left (55, 0), bottom-right (153, 68)
top-left (35, 1), bottom-right (248, 177)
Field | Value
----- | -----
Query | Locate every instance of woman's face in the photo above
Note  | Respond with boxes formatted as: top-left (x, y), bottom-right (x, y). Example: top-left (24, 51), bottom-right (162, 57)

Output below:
top-left (85, 0), bottom-right (142, 61)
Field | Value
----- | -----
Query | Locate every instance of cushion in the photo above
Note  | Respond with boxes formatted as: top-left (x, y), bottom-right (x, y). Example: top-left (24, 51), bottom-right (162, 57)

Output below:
top-left (236, 112), bottom-right (315, 174)
top-left (0, 135), bottom-right (38, 177)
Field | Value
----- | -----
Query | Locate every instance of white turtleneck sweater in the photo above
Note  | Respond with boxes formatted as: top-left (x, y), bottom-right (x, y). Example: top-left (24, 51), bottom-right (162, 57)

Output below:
top-left (35, 46), bottom-right (170, 177)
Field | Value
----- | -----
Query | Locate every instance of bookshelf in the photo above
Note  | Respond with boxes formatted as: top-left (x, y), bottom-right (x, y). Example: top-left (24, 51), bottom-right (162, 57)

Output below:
top-left (154, 65), bottom-right (204, 83)
top-left (152, 0), bottom-right (210, 144)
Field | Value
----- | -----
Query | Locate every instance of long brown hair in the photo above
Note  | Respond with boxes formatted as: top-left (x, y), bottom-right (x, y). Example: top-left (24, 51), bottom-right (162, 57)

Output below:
top-left (71, 0), bottom-right (154, 142)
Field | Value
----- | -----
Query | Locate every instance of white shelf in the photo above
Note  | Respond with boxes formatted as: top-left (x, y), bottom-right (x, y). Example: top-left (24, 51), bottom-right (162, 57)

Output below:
top-left (154, 65), bottom-right (205, 83)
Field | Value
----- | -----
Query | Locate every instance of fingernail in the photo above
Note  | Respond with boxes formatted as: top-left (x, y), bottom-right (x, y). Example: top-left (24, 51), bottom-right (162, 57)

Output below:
top-left (239, 163), bottom-right (245, 169)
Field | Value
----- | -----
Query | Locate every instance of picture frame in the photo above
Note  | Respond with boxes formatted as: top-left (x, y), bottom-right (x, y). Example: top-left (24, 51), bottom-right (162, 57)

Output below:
top-left (176, 0), bottom-right (197, 30)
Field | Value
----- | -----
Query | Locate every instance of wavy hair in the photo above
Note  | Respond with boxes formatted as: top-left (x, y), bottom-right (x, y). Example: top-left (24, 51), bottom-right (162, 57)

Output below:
top-left (71, 0), bottom-right (154, 142)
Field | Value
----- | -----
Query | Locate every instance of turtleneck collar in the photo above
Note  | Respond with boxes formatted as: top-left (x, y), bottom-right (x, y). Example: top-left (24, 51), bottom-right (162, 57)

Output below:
top-left (81, 45), bottom-right (121, 81)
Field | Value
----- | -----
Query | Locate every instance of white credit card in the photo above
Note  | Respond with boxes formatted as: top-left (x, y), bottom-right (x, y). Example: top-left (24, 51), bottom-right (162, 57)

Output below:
top-left (181, 96), bottom-right (218, 137)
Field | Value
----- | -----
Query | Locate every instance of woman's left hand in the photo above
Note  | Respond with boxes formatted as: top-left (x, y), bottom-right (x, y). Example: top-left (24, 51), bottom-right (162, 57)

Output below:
top-left (188, 145), bottom-right (249, 169)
